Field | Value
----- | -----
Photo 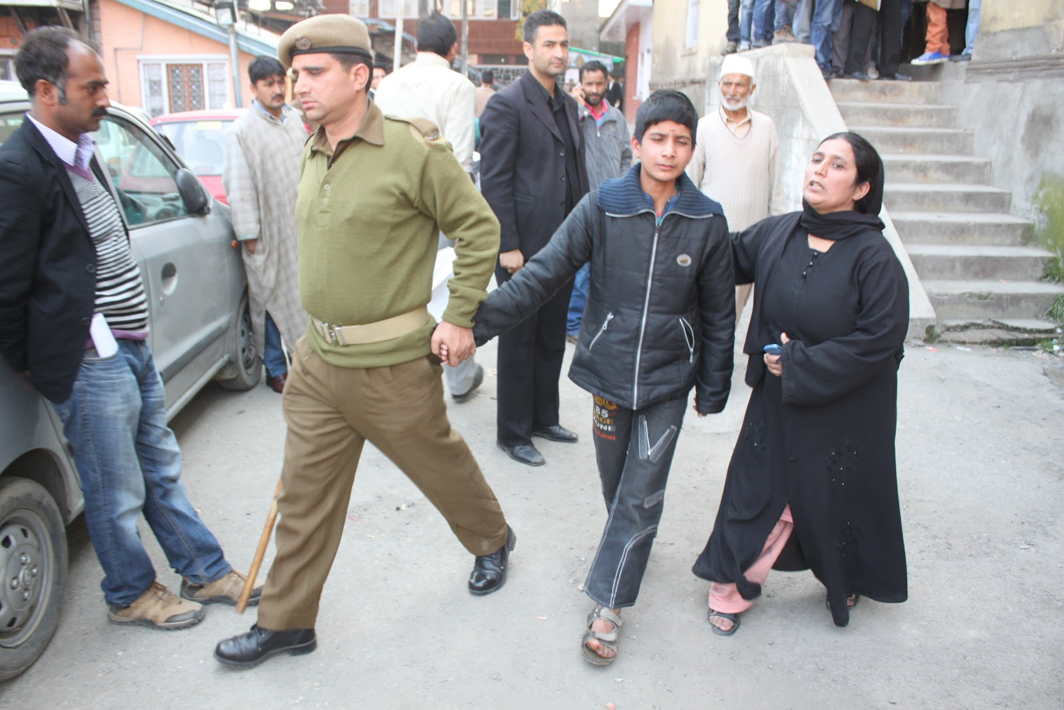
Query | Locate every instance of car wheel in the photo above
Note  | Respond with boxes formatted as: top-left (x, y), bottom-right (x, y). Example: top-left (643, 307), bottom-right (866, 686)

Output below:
top-left (0, 477), bottom-right (67, 682)
top-left (216, 294), bottom-right (262, 391)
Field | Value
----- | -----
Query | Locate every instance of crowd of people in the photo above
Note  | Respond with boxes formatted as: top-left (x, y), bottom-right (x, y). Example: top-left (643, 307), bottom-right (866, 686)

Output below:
top-left (0, 6), bottom-right (911, 674)
top-left (725, 0), bottom-right (982, 80)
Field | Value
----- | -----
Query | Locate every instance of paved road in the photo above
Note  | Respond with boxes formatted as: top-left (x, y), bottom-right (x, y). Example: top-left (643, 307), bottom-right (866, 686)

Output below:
top-left (1, 340), bottom-right (1062, 709)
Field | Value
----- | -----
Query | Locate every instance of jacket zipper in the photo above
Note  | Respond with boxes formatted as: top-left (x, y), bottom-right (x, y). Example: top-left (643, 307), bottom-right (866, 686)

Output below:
top-left (633, 225), bottom-right (660, 404)
top-left (679, 317), bottom-right (695, 363)
top-left (588, 312), bottom-right (614, 351)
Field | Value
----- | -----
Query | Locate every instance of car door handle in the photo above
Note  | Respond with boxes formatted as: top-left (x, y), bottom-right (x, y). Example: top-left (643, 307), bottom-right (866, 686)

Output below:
top-left (160, 262), bottom-right (178, 301)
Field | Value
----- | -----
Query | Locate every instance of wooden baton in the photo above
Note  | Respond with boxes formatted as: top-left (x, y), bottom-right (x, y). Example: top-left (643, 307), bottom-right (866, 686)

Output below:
top-left (236, 478), bottom-right (283, 614)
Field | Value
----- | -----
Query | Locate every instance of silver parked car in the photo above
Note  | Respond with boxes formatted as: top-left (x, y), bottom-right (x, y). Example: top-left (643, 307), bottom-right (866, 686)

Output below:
top-left (0, 81), bottom-right (261, 680)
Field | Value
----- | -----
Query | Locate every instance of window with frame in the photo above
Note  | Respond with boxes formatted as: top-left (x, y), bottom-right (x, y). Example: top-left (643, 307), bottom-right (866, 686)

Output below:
top-left (348, 0), bottom-right (369, 15)
top-left (93, 116), bottom-right (189, 227)
top-left (686, 0), bottom-right (700, 49)
top-left (0, 55), bottom-right (14, 82)
top-left (377, 0), bottom-right (418, 18)
top-left (139, 58), bottom-right (229, 117)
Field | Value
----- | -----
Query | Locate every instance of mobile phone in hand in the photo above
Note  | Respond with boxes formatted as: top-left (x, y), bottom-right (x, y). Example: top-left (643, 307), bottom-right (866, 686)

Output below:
top-left (762, 343), bottom-right (783, 356)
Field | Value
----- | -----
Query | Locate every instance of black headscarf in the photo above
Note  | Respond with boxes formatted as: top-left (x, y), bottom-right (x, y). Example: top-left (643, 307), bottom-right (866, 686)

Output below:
top-left (799, 144), bottom-right (885, 241)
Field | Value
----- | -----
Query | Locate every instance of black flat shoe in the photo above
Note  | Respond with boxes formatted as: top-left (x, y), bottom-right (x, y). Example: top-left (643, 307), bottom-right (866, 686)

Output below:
top-left (498, 441), bottom-right (545, 466)
top-left (531, 424), bottom-right (578, 443)
top-left (214, 625), bottom-right (317, 668)
top-left (469, 526), bottom-right (516, 595)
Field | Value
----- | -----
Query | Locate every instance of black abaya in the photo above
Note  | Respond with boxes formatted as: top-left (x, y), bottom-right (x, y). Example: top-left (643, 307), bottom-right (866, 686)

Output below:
top-left (692, 212), bottom-right (909, 627)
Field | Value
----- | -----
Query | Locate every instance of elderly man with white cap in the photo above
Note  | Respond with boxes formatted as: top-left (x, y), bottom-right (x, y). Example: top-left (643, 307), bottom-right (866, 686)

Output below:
top-left (687, 54), bottom-right (782, 318)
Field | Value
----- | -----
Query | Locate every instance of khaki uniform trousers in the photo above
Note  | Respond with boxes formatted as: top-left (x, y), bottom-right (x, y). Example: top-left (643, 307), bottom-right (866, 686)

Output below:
top-left (257, 338), bottom-right (509, 630)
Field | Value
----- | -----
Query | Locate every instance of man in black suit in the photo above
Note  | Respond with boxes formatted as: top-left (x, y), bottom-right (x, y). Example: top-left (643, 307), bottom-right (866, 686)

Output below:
top-left (479, 9), bottom-right (590, 467)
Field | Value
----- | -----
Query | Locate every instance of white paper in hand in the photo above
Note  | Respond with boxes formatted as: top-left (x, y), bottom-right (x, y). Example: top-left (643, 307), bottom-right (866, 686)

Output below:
top-left (89, 313), bottom-right (118, 358)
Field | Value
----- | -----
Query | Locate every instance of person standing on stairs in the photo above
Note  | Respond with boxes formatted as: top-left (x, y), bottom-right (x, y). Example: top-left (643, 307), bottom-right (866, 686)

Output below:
top-left (911, 0), bottom-right (967, 66)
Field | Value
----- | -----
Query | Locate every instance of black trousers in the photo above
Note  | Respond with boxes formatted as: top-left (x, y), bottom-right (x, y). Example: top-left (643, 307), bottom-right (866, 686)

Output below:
top-left (585, 394), bottom-right (687, 608)
top-left (846, 0), bottom-right (903, 76)
top-left (494, 265), bottom-right (571, 446)
top-left (727, 0), bottom-right (741, 42)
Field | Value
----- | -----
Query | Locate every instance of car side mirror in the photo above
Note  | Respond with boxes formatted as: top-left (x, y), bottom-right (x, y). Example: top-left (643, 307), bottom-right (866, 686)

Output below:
top-left (175, 168), bottom-right (210, 215)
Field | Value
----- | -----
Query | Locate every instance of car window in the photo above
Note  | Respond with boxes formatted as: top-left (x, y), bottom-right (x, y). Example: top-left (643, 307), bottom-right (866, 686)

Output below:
top-left (155, 120), bottom-right (230, 177)
top-left (94, 116), bottom-right (189, 227)
top-left (0, 107), bottom-right (25, 144)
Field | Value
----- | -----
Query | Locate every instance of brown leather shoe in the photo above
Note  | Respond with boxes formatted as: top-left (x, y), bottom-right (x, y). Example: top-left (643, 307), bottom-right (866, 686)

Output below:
top-left (181, 570), bottom-right (262, 607)
top-left (108, 581), bottom-right (205, 630)
top-left (267, 373), bottom-right (286, 393)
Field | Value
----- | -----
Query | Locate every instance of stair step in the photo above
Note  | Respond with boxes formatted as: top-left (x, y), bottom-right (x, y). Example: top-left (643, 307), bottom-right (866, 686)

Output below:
top-left (931, 318), bottom-right (1060, 346)
top-left (850, 126), bottom-right (973, 154)
top-left (884, 183), bottom-right (1011, 213)
top-left (907, 244), bottom-right (1054, 280)
top-left (838, 102), bottom-right (957, 128)
top-left (890, 212), bottom-right (1034, 246)
top-left (881, 154), bottom-right (991, 184)
top-left (829, 77), bottom-right (941, 103)
top-left (923, 279), bottom-right (1064, 320)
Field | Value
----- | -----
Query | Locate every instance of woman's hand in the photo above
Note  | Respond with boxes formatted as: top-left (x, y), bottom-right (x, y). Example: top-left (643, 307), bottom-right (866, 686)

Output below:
top-left (764, 332), bottom-right (790, 377)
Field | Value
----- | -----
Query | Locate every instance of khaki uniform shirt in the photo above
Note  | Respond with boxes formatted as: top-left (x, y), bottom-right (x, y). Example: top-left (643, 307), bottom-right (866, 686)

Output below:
top-left (298, 101), bottom-right (500, 369)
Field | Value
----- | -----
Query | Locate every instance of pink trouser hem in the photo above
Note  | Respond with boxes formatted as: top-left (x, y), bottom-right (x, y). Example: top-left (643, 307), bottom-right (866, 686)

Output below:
top-left (708, 505), bottom-right (793, 614)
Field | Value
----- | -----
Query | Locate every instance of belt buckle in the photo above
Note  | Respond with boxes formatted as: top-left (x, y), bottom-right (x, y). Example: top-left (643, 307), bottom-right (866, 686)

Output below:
top-left (322, 321), bottom-right (344, 346)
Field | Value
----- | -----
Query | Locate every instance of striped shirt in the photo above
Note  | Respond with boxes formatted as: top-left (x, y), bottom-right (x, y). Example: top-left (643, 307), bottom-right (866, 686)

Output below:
top-left (69, 171), bottom-right (149, 332)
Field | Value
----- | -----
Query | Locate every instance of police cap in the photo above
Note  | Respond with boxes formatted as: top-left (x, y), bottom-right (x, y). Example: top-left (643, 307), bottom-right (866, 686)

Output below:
top-left (278, 14), bottom-right (373, 69)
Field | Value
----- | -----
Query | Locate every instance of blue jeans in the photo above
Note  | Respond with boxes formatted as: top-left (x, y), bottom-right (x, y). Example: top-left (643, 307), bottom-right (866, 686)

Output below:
top-left (53, 340), bottom-right (230, 607)
top-left (774, 0), bottom-right (796, 31)
top-left (793, 0), bottom-right (812, 42)
top-left (585, 394), bottom-right (687, 608)
top-left (753, 0), bottom-right (775, 43)
top-left (811, 0), bottom-right (842, 70)
top-left (963, 0), bottom-right (981, 56)
top-left (263, 311), bottom-right (287, 378)
top-left (566, 264), bottom-right (590, 336)
top-left (740, 0), bottom-right (754, 43)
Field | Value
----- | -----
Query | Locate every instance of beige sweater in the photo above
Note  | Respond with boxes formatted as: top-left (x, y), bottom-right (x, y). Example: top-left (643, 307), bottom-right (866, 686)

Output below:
top-left (686, 107), bottom-right (782, 231)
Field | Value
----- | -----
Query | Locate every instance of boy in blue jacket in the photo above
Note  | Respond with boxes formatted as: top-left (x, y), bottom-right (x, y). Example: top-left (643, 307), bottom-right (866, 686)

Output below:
top-left (470, 90), bottom-right (735, 665)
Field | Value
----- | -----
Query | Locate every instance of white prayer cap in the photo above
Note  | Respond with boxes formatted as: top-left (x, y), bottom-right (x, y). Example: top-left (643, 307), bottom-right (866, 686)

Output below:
top-left (720, 54), bottom-right (755, 81)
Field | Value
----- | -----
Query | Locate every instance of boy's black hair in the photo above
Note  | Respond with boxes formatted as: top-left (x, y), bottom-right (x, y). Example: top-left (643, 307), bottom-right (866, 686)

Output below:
top-left (480, 69), bottom-right (494, 84)
top-left (417, 12), bottom-right (457, 57)
top-left (523, 9), bottom-right (566, 44)
top-left (249, 55), bottom-right (285, 84)
top-left (579, 60), bottom-right (608, 82)
top-left (633, 90), bottom-right (698, 146)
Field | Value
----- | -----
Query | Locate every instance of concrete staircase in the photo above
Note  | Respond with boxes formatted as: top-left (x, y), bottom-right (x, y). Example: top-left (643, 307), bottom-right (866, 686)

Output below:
top-left (831, 78), bottom-right (1063, 344)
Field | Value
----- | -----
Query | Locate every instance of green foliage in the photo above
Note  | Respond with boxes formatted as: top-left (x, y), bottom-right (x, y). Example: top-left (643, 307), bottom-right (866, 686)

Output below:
top-left (515, 0), bottom-right (546, 41)
top-left (1034, 173), bottom-right (1064, 285)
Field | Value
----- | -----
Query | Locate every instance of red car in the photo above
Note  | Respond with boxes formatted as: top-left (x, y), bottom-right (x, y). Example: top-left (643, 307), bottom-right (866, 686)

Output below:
top-left (151, 109), bottom-right (243, 204)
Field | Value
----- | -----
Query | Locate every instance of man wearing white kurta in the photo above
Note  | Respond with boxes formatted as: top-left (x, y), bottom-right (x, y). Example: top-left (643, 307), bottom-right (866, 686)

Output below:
top-left (374, 11), bottom-right (484, 401)
top-left (223, 56), bottom-right (309, 393)
top-left (686, 54), bottom-right (783, 319)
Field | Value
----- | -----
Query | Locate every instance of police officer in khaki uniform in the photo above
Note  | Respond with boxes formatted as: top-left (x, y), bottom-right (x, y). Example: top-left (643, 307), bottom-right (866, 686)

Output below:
top-left (215, 15), bottom-right (514, 668)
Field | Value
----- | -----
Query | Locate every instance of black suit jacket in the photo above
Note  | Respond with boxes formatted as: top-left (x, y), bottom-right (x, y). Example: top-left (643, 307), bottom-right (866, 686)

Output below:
top-left (479, 71), bottom-right (590, 257)
top-left (0, 118), bottom-right (106, 403)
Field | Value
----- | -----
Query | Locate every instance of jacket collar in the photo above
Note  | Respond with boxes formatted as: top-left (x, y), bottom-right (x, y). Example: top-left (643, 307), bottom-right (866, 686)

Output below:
top-left (412, 52), bottom-right (452, 70)
top-left (597, 163), bottom-right (724, 218)
top-left (309, 99), bottom-right (385, 161)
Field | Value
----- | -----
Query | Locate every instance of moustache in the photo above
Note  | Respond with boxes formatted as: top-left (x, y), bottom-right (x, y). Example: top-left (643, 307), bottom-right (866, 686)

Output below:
top-left (92, 108), bottom-right (108, 118)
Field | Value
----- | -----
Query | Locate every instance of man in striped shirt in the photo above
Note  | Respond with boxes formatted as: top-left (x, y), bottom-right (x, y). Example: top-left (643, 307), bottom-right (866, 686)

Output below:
top-left (0, 27), bottom-right (256, 631)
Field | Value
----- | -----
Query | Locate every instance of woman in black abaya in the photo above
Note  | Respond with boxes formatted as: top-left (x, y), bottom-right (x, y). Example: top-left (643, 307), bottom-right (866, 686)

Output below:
top-left (693, 132), bottom-right (909, 633)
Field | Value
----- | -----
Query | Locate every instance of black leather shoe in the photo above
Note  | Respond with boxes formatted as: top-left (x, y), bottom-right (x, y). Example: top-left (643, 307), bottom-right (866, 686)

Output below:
top-left (532, 424), bottom-right (578, 443)
top-left (498, 441), bottom-right (545, 466)
top-left (879, 72), bottom-right (912, 81)
top-left (469, 525), bottom-right (516, 595)
top-left (451, 364), bottom-right (484, 403)
top-left (214, 625), bottom-right (317, 668)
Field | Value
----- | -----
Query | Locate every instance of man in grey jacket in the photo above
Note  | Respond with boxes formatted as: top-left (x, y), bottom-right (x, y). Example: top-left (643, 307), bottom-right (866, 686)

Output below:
top-left (566, 60), bottom-right (631, 340)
